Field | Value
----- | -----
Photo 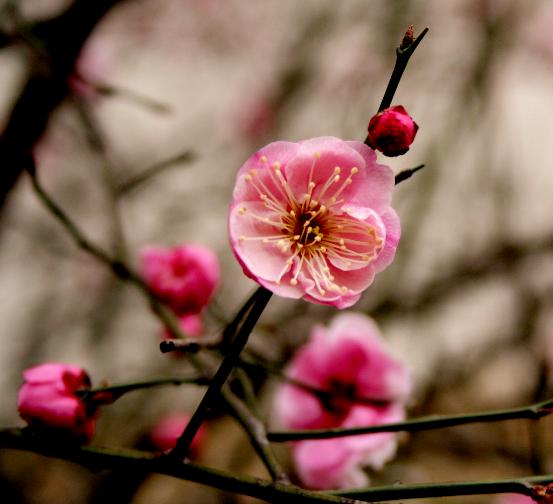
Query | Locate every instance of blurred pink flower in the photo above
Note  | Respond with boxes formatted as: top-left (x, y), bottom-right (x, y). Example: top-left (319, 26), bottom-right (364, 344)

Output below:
top-left (229, 137), bottom-right (400, 309)
top-left (141, 244), bottom-right (220, 314)
top-left (17, 363), bottom-right (98, 443)
top-left (367, 105), bottom-right (418, 157)
top-left (237, 97), bottom-right (277, 140)
top-left (274, 312), bottom-right (411, 489)
top-left (495, 494), bottom-right (537, 504)
top-left (162, 313), bottom-right (204, 340)
top-left (69, 37), bottom-right (113, 99)
top-left (149, 412), bottom-right (205, 455)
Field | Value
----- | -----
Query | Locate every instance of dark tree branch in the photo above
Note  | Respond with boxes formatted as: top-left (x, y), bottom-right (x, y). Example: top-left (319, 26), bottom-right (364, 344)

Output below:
top-left (0, 0), bottom-right (128, 211)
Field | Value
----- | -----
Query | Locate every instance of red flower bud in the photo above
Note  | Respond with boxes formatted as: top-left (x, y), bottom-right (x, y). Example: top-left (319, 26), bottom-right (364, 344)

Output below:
top-left (17, 363), bottom-right (99, 443)
top-left (367, 105), bottom-right (418, 157)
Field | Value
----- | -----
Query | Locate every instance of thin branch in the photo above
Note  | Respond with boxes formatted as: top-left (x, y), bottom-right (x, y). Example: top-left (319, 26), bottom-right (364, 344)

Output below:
top-left (115, 150), bottom-right (195, 196)
top-left (0, 429), bottom-right (362, 504)
top-left (377, 26), bottom-right (429, 113)
top-left (27, 165), bottom-right (195, 342)
top-left (160, 338), bottom-right (221, 354)
top-left (77, 375), bottom-right (210, 402)
top-left (3, 428), bottom-right (553, 502)
top-left (169, 287), bottom-right (273, 460)
top-left (222, 387), bottom-right (289, 483)
top-left (395, 164), bottom-right (425, 185)
top-left (267, 398), bottom-right (553, 442)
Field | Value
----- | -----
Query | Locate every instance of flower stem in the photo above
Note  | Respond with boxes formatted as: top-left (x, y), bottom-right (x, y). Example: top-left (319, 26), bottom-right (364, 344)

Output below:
top-left (169, 287), bottom-right (273, 461)
top-left (267, 398), bottom-right (553, 442)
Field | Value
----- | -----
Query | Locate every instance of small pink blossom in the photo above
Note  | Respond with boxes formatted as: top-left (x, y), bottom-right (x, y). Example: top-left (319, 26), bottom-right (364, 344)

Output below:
top-left (274, 313), bottom-right (411, 489)
top-left (149, 413), bottom-right (205, 455)
top-left (141, 244), bottom-right (220, 314)
top-left (229, 137), bottom-right (400, 309)
top-left (367, 105), bottom-right (418, 157)
top-left (17, 363), bottom-right (98, 442)
top-left (162, 313), bottom-right (204, 340)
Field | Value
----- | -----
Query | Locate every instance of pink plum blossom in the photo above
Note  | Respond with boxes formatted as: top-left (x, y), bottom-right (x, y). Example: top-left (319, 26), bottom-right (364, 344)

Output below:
top-left (141, 244), bottom-right (220, 315)
top-left (17, 363), bottom-right (98, 442)
top-left (274, 313), bottom-right (411, 489)
top-left (367, 105), bottom-right (418, 157)
top-left (229, 137), bottom-right (400, 309)
top-left (149, 412), bottom-right (205, 455)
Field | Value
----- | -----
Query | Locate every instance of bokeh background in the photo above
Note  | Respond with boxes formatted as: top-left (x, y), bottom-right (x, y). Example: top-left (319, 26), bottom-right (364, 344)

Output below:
top-left (1, 0), bottom-right (553, 503)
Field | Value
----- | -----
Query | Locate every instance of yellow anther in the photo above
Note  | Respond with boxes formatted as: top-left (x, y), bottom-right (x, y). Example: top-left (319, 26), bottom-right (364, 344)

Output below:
top-left (260, 156), bottom-right (268, 163)
top-left (303, 221), bottom-right (311, 227)
top-left (314, 152), bottom-right (321, 159)
top-left (250, 169), bottom-right (257, 176)
top-left (290, 278), bottom-right (298, 286)
top-left (350, 167), bottom-right (359, 175)
top-left (293, 235), bottom-right (300, 240)
top-left (339, 239), bottom-right (345, 246)
top-left (318, 288), bottom-right (326, 295)
top-left (290, 209), bottom-right (296, 216)
top-left (307, 227), bottom-right (313, 233)
top-left (334, 166), bottom-right (341, 174)
top-left (273, 162), bottom-right (281, 169)
top-left (239, 207), bottom-right (247, 214)
top-left (333, 175), bottom-right (340, 183)
top-left (245, 174), bottom-right (252, 181)
top-left (308, 181), bottom-right (316, 189)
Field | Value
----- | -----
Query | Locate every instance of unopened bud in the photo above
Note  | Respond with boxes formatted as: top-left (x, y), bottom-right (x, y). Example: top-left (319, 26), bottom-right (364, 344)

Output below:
top-left (367, 105), bottom-right (418, 157)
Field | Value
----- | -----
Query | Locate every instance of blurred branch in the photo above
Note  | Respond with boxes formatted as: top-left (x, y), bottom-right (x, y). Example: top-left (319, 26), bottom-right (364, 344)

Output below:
top-left (222, 387), bottom-right (289, 483)
top-left (77, 375), bottom-right (210, 402)
top-left (169, 287), bottom-right (273, 461)
top-left (0, 0), bottom-right (129, 212)
top-left (395, 164), bottom-right (425, 184)
top-left (115, 150), bottom-right (196, 196)
top-left (267, 398), bottom-right (553, 442)
top-left (2, 428), bottom-right (553, 502)
top-left (26, 164), bottom-right (195, 342)
top-left (371, 233), bottom-right (553, 318)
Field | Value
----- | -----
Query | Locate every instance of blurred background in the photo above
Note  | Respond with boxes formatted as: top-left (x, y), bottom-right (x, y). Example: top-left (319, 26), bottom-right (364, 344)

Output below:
top-left (1, 0), bottom-right (553, 502)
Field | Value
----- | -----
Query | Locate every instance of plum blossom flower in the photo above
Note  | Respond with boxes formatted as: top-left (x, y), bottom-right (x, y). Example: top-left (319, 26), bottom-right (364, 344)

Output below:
top-left (17, 363), bottom-right (99, 443)
top-left (274, 313), bottom-right (411, 489)
top-left (141, 244), bottom-right (220, 315)
top-left (229, 137), bottom-right (400, 309)
top-left (149, 413), bottom-right (205, 455)
top-left (367, 105), bottom-right (418, 157)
